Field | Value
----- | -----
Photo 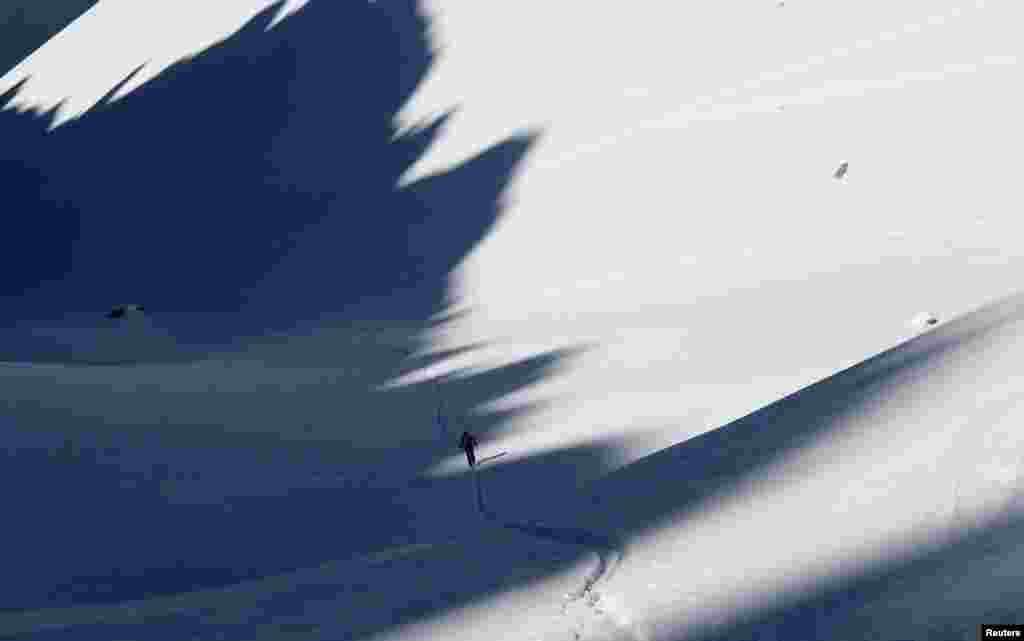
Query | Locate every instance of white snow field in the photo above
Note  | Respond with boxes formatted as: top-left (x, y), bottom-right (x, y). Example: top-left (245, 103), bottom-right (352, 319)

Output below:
top-left (0, 0), bottom-right (1021, 639)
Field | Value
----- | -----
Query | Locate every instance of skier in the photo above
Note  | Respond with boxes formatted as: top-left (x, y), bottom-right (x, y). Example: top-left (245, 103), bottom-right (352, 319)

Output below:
top-left (459, 430), bottom-right (479, 468)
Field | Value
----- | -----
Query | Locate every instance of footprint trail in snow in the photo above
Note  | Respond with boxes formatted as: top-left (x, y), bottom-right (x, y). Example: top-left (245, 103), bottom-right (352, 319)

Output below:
top-left (471, 469), bottom-right (643, 641)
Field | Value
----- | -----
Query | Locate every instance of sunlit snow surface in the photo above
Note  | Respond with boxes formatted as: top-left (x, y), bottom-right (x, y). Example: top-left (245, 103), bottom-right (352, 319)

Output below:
top-left (1, 0), bottom-right (1022, 639)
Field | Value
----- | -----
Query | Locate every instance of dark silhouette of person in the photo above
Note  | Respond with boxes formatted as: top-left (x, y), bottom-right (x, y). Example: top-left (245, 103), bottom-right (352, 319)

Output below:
top-left (459, 431), bottom-right (478, 468)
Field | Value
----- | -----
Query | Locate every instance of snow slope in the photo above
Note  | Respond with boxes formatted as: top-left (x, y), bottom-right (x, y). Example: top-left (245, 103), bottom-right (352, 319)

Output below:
top-left (1, 0), bottom-right (1021, 639)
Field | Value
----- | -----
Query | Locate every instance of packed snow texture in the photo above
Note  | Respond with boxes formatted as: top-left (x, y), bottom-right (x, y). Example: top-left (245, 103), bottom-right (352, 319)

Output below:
top-left (0, 0), bottom-right (1021, 639)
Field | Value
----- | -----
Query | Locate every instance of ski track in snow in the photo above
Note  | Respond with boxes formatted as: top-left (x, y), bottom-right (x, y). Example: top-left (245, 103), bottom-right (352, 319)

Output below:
top-left (471, 470), bottom-right (642, 641)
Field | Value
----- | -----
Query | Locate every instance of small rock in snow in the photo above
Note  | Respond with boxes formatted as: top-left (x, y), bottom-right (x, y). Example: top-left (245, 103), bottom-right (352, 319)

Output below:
top-left (105, 303), bottom-right (146, 320)
top-left (908, 312), bottom-right (939, 330)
